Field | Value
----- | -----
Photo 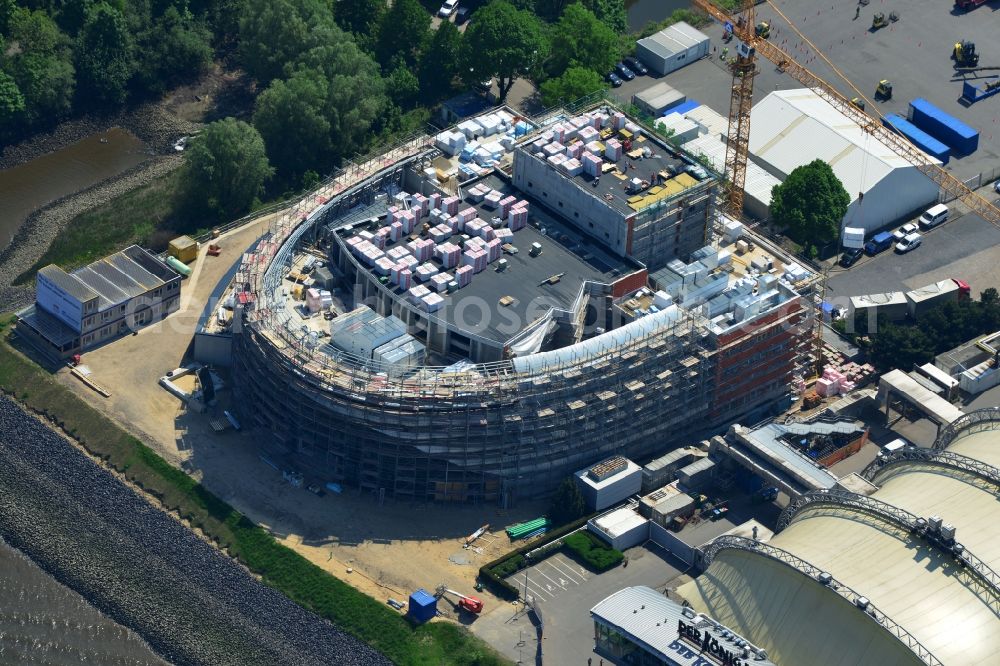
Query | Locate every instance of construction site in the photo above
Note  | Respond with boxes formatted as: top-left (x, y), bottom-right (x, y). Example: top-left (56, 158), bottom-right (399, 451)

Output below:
top-left (215, 102), bottom-right (818, 506)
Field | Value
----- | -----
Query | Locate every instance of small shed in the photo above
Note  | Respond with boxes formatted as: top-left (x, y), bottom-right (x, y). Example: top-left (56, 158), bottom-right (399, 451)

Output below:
top-left (168, 236), bottom-right (198, 263)
top-left (633, 82), bottom-right (687, 118)
top-left (635, 22), bottom-right (710, 76)
top-left (408, 588), bottom-right (438, 624)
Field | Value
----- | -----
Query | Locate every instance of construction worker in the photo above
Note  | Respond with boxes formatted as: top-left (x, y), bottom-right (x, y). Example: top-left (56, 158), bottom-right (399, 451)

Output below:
top-left (855, 5), bottom-right (860, 19)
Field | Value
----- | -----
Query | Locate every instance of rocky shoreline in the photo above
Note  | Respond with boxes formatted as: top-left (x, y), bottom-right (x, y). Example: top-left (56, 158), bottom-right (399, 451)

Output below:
top-left (0, 395), bottom-right (391, 666)
top-left (0, 155), bottom-right (184, 311)
top-left (0, 100), bottom-right (200, 171)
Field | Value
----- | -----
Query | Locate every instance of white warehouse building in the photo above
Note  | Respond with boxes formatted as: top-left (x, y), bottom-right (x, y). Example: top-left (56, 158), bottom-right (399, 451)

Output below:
top-left (749, 89), bottom-right (939, 236)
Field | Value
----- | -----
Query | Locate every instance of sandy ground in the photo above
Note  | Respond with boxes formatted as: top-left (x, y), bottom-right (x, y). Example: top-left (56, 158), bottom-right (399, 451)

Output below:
top-left (46, 212), bottom-right (545, 614)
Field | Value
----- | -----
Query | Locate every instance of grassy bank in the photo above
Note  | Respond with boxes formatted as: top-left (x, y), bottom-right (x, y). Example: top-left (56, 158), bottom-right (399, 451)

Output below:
top-left (0, 315), bottom-right (508, 666)
top-left (14, 170), bottom-right (196, 285)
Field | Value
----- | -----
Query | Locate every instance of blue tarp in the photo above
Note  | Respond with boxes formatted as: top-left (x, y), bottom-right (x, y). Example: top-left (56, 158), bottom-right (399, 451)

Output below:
top-left (882, 114), bottom-right (951, 164)
top-left (908, 98), bottom-right (979, 154)
top-left (663, 99), bottom-right (700, 117)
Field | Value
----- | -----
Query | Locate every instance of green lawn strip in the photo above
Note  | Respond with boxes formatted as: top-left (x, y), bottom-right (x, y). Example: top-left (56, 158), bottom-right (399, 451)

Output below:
top-left (13, 171), bottom-right (186, 285)
top-left (0, 315), bottom-right (508, 666)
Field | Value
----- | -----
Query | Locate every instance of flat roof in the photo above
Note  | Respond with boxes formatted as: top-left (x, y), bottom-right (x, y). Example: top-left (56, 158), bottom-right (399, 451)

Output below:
top-left (17, 304), bottom-right (78, 347)
top-left (518, 120), bottom-right (712, 216)
top-left (38, 245), bottom-right (174, 311)
top-left (576, 458), bottom-right (642, 490)
top-left (340, 176), bottom-right (636, 346)
top-left (879, 368), bottom-right (964, 425)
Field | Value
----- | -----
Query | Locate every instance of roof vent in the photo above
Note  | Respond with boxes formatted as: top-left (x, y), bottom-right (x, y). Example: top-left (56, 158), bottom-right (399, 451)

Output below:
top-left (855, 596), bottom-right (870, 610)
top-left (929, 515), bottom-right (943, 532)
top-left (817, 572), bottom-right (833, 585)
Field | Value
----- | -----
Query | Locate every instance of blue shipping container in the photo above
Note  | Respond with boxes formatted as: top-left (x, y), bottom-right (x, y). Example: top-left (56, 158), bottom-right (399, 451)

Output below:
top-left (408, 589), bottom-right (438, 624)
top-left (882, 114), bottom-right (950, 164)
top-left (908, 98), bottom-right (979, 154)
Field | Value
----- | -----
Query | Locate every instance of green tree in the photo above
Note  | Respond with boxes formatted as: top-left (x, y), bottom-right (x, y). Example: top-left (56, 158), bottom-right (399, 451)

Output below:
top-left (770, 159), bottom-right (850, 254)
top-left (385, 62), bottom-right (420, 109)
top-left (134, 6), bottom-right (212, 94)
top-left (374, 0), bottom-right (429, 69)
top-left (181, 118), bottom-right (273, 219)
top-left (2, 7), bottom-right (76, 127)
top-left (547, 3), bottom-right (618, 78)
top-left (238, 0), bottom-right (334, 84)
top-left (547, 477), bottom-right (586, 526)
top-left (418, 20), bottom-right (463, 102)
top-left (869, 322), bottom-right (934, 372)
top-left (463, 0), bottom-right (547, 102)
top-left (253, 69), bottom-right (331, 181)
top-left (335, 0), bottom-right (384, 44)
top-left (74, 2), bottom-right (134, 107)
top-left (580, 0), bottom-right (626, 34)
top-left (539, 65), bottom-right (604, 107)
top-left (0, 70), bottom-right (25, 138)
top-left (293, 40), bottom-right (387, 161)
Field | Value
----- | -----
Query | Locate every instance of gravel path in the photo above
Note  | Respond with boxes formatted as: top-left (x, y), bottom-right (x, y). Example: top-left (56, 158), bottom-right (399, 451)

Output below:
top-left (0, 395), bottom-right (392, 666)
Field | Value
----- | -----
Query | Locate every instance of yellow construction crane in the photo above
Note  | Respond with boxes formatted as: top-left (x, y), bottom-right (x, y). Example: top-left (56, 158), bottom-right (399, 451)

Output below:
top-left (691, 0), bottom-right (1000, 225)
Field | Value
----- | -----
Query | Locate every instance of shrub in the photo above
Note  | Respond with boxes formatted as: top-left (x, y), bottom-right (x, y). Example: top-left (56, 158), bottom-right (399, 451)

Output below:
top-left (563, 531), bottom-right (624, 572)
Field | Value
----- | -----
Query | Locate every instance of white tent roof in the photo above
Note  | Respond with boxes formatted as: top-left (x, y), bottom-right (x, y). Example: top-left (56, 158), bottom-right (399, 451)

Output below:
top-left (683, 133), bottom-right (780, 207)
top-left (749, 89), bottom-right (937, 202)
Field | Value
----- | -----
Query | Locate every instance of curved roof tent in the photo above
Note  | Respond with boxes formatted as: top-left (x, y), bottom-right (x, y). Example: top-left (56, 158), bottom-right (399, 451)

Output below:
top-left (678, 408), bottom-right (1000, 666)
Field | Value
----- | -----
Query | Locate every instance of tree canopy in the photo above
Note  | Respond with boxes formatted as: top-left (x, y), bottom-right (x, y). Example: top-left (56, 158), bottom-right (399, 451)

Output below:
top-left (374, 0), bottom-right (430, 70)
top-left (548, 3), bottom-right (619, 78)
top-left (74, 2), bottom-right (134, 107)
top-left (463, 0), bottom-right (547, 102)
top-left (547, 477), bottom-right (587, 526)
top-left (238, 0), bottom-right (335, 84)
top-left (539, 65), bottom-right (604, 107)
top-left (180, 118), bottom-right (273, 219)
top-left (253, 70), bottom-right (331, 183)
top-left (419, 20), bottom-right (463, 102)
top-left (770, 159), bottom-right (850, 254)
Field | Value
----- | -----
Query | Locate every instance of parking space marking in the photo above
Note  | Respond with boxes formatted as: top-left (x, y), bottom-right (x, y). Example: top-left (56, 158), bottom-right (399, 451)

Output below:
top-left (547, 556), bottom-right (585, 584)
top-left (543, 560), bottom-right (574, 588)
top-left (534, 566), bottom-right (568, 592)
top-left (523, 574), bottom-right (556, 599)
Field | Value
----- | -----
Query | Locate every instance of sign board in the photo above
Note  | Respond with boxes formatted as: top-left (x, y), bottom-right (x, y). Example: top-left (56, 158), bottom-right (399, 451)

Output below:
top-left (842, 226), bottom-right (866, 249)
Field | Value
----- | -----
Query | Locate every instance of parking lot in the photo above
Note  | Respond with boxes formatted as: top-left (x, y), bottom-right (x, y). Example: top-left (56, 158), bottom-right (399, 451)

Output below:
top-left (471, 544), bottom-right (688, 665)
top-left (826, 210), bottom-right (1000, 303)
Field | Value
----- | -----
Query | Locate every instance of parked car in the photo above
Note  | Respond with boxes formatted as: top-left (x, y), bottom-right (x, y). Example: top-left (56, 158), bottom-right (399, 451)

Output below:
top-left (606, 71), bottom-right (623, 87)
top-left (864, 231), bottom-right (894, 256)
top-left (892, 222), bottom-right (918, 242)
top-left (839, 247), bottom-right (864, 267)
top-left (614, 62), bottom-right (636, 81)
top-left (918, 203), bottom-right (949, 230)
top-left (454, 6), bottom-right (470, 23)
top-left (623, 56), bottom-right (648, 76)
top-left (438, 0), bottom-right (458, 17)
top-left (995, 180), bottom-right (1000, 194)
top-left (895, 232), bottom-right (922, 253)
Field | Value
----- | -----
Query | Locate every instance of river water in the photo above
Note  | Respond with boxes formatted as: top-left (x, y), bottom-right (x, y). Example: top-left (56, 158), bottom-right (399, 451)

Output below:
top-left (0, 538), bottom-right (167, 665)
top-left (0, 128), bottom-right (148, 250)
top-left (626, 0), bottom-right (694, 32)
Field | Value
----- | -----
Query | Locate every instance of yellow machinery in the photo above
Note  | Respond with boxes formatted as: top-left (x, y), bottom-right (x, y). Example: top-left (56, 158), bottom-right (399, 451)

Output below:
top-left (850, 97), bottom-right (865, 111)
top-left (872, 12), bottom-right (888, 29)
top-left (875, 79), bottom-right (893, 100)
top-left (755, 21), bottom-right (770, 38)
top-left (953, 40), bottom-right (980, 67)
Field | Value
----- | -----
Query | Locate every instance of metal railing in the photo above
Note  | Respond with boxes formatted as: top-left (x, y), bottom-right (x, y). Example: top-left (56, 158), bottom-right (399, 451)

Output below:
top-left (931, 407), bottom-right (1000, 451)
top-left (778, 489), bottom-right (1000, 617)
top-left (861, 447), bottom-right (1000, 490)
top-left (701, 535), bottom-right (943, 666)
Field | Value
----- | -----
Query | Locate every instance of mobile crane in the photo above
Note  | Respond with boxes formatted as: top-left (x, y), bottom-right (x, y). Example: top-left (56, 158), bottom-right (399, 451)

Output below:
top-left (435, 585), bottom-right (484, 614)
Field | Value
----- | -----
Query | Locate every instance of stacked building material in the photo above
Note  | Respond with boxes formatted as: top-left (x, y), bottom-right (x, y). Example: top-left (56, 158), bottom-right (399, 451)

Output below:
top-left (498, 195), bottom-right (518, 218)
top-left (408, 284), bottom-right (430, 304)
top-left (420, 292), bottom-right (444, 312)
top-left (415, 262), bottom-right (439, 283)
top-left (550, 124), bottom-right (566, 142)
top-left (508, 206), bottom-right (528, 231)
top-left (486, 238), bottom-right (502, 262)
top-left (410, 193), bottom-right (429, 218)
top-left (399, 210), bottom-right (417, 234)
top-left (578, 126), bottom-right (600, 143)
top-left (585, 140), bottom-right (603, 155)
top-left (466, 183), bottom-right (489, 202)
top-left (561, 158), bottom-right (583, 176)
top-left (462, 248), bottom-right (488, 273)
top-left (483, 189), bottom-right (503, 209)
top-left (613, 111), bottom-right (627, 129)
top-left (375, 227), bottom-right (390, 248)
top-left (374, 257), bottom-right (395, 276)
top-left (397, 267), bottom-right (412, 290)
top-left (429, 192), bottom-right (442, 210)
top-left (543, 142), bottom-right (564, 158)
top-left (494, 227), bottom-right (513, 243)
top-left (565, 141), bottom-right (584, 159)
top-left (457, 207), bottom-right (478, 225)
top-left (390, 263), bottom-right (408, 284)
top-left (397, 253), bottom-right (418, 269)
top-left (386, 246), bottom-right (409, 261)
top-left (430, 273), bottom-right (451, 293)
top-left (582, 152), bottom-right (603, 177)
top-left (605, 138), bottom-right (623, 161)
top-left (442, 196), bottom-right (460, 215)
top-left (389, 221), bottom-right (403, 242)
top-left (408, 238), bottom-right (434, 262)
top-left (387, 205), bottom-right (401, 224)
top-left (435, 242), bottom-right (461, 268)
top-left (455, 265), bottom-right (473, 287)
top-left (429, 224), bottom-right (452, 243)
top-left (547, 152), bottom-right (567, 168)
top-left (466, 218), bottom-right (485, 239)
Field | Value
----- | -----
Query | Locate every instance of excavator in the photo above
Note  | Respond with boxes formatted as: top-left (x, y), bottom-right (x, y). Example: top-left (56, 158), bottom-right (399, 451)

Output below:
top-left (953, 40), bottom-right (980, 68)
top-left (435, 585), bottom-right (484, 614)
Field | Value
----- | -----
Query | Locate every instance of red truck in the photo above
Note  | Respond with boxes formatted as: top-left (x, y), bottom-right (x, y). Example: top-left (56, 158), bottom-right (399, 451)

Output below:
top-left (955, 0), bottom-right (988, 10)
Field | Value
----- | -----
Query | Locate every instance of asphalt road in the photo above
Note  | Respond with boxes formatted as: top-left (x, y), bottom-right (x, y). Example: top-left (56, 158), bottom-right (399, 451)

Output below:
top-left (825, 211), bottom-right (1000, 305)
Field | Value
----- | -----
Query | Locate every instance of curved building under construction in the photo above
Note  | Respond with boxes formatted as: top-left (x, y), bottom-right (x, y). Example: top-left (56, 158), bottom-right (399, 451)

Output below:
top-left (230, 104), bottom-right (813, 504)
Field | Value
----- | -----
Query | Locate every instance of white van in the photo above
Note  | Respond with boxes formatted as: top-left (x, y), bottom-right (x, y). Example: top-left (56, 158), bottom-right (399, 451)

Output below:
top-left (878, 438), bottom-right (912, 459)
top-left (918, 203), bottom-right (949, 230)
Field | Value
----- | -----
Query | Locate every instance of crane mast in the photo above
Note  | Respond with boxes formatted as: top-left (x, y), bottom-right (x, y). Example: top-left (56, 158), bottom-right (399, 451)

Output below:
top-left (691, 0), bottom-right (1000, 224)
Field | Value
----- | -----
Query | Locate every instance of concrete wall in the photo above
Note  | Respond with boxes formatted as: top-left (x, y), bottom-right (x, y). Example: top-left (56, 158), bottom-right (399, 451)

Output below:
top-left (649, 521), bottom-right (695, 565)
